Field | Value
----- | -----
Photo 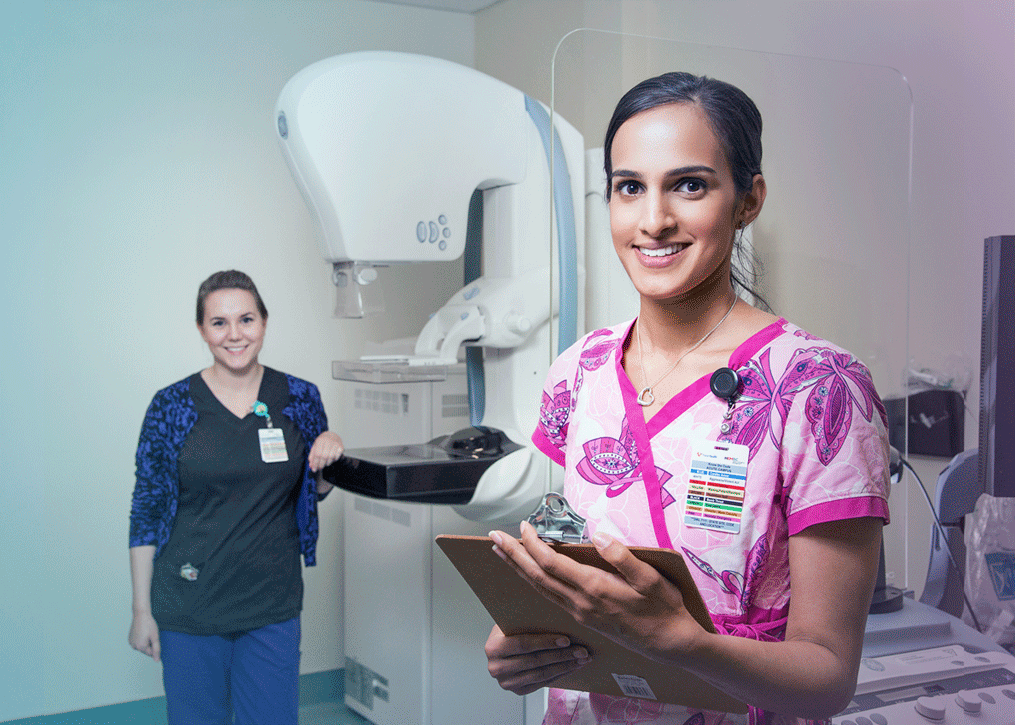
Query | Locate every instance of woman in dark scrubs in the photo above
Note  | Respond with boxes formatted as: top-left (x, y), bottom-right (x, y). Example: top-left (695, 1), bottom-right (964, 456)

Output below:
top-left (128, 270), bottom-right (344, 725)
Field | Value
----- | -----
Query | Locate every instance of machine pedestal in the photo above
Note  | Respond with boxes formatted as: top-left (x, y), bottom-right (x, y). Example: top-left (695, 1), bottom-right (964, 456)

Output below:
top-left (343, 492), bottom-right (545, 725)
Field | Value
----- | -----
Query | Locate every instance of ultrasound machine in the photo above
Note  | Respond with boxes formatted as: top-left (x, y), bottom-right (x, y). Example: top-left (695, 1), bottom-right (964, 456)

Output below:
top-left (832, 236), bottom-right (1015, 725)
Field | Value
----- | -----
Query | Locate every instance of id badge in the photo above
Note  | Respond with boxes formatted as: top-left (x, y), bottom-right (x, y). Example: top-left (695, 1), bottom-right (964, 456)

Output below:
top-left (683, 440), bottom-right (748, 535)
top-left (258, 427), bottom-right (289, 463)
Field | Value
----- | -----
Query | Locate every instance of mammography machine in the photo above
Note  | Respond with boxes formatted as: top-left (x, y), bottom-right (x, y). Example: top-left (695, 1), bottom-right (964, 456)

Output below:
top-left (276, 52), bottom-right (584, 725)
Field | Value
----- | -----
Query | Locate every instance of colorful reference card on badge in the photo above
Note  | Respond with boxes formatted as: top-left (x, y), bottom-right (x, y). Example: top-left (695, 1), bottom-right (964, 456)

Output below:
top-left (258, 427), bottom-right (289, 463)
top-left (684, 440), bottom-right (748, 535)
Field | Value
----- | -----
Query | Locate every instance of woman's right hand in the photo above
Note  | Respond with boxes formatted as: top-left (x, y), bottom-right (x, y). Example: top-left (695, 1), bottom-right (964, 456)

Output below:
top-left (485, 624), bottom-right (590, 695)
top-left (129, 611), bottom-right (161, 662)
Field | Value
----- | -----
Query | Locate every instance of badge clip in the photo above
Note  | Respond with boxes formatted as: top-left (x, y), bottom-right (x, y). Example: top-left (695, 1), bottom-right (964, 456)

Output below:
top-left (525, 493), bottom-right (589, 544)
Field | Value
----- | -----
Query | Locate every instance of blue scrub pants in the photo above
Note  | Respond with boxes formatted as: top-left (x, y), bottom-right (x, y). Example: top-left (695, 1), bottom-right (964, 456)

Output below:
top-left (160, 617), bottom-right (300, 725)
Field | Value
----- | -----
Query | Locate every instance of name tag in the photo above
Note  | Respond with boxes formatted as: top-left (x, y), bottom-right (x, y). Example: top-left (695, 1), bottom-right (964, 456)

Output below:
top-left (259, 427), bottom-right (289, 463)
top-left (684, 440), bottom-right (748, 535)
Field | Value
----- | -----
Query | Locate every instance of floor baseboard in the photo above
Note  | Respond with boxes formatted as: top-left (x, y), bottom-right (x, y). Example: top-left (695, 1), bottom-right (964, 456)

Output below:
top-left (2, 669), bottom-right (344, 724)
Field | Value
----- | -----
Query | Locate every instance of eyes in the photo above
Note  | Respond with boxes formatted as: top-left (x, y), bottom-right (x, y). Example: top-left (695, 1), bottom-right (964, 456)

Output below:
top-left (613, 179), bottom-right (642, 197)
top-left (611, 177), bottom-right (707, 199)
top-left (209, 314), bottom-right (258, 327)
top-left (679, 178), bottom-right (706, 195)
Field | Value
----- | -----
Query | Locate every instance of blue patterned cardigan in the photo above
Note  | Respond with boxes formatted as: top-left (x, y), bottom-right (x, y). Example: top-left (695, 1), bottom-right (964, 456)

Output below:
top-left (129, 372), bottom-right (330, 566)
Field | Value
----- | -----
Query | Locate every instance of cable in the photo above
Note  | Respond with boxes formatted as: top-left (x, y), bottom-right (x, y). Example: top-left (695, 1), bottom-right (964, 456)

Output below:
top-left (900, 456), bottom-right (984, 633)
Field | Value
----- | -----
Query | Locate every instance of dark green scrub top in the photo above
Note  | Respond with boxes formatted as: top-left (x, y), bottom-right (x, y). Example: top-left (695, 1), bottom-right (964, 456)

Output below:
top-left (152, 367), bottom-right (307, 635)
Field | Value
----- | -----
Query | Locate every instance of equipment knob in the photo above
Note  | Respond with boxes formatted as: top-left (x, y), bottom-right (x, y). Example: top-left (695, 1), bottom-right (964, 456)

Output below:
top-left (955, 690), bottom-right (982, 713)
top-left (914, 696), bottom-right (947, 721)
top-left (354, 266), bottom-right (378, 285)
top-left (504, 313), bottom-right (531, 335)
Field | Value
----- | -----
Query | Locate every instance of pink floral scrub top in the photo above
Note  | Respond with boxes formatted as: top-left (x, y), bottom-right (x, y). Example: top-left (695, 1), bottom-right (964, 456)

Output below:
top-left (531, 318), bottom-right (891, 725)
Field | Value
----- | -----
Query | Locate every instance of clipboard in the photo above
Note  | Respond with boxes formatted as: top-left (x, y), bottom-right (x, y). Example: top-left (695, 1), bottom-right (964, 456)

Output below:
top-left (435, 534), bottom-right (749, 714)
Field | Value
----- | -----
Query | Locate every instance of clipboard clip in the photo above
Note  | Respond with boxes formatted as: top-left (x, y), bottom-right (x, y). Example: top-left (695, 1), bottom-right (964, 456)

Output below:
top-left (525, 493), bottom-right (589, 544)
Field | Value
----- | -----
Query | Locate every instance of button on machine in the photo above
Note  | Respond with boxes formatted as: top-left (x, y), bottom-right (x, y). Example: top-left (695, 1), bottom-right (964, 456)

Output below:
top-left (913, 696), bottom-right (946, 720)
top-left (954, 690), bottom-right (981, 713)
top-left (831, 645), bottom-right (1015, 725)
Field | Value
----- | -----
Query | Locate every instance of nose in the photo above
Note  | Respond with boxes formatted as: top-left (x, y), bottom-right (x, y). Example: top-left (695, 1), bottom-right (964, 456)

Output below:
top-left (226, 322), bottom-right (243, 339)
top-left (639, 191), bottom-right (676, 238)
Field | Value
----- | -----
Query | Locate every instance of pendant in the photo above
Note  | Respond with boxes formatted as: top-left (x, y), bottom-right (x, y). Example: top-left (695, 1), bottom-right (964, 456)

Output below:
top-left (637, 387), bottom-right (655, 406)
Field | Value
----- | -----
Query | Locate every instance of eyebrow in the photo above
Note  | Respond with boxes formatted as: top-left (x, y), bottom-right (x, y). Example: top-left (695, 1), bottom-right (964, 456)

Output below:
top-left (609, 165), bottom-right (717, 181)
top-left (208, 311), bottom-right (255, 321)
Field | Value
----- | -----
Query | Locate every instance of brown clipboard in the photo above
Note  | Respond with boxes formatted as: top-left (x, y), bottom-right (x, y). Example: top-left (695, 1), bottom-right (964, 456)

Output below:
top-left (435, 534), bottom-right (748, 714)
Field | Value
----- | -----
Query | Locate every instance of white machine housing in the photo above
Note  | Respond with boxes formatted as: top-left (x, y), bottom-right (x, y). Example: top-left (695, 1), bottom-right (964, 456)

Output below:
top-left (278, 51), bottom-right (527, 265)
top-left (276, 52), bottom-right (584, 725)
top-left (277, 51), bottom-right (584, 523)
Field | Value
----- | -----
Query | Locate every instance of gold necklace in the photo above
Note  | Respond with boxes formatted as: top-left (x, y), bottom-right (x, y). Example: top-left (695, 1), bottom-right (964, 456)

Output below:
top-left (636, 297), bottom-right (738, 407)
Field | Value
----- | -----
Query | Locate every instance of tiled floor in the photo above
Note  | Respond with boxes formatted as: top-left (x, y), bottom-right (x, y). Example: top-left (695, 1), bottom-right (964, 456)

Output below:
top-left (300, 701), bottom-right (371, 725)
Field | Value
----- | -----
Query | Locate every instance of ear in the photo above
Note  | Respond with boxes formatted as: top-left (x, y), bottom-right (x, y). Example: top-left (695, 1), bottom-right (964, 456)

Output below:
top-left (196, 321), bottom-right (209, 342)
top-left (738, 173), bottom-right (767, 227)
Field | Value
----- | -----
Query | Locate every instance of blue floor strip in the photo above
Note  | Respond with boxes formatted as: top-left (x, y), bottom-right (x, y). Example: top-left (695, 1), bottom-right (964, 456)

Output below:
top-left (3, 669), bottom-right (344, 724)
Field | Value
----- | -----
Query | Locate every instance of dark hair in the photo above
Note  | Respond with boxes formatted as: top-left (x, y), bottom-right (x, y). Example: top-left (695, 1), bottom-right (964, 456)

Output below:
top-left (195, 270), bottom-right (269, 324)
top-left (604, 72), bottom-right (763, 199)
top-left (603, 72), bottom-right (768, 307)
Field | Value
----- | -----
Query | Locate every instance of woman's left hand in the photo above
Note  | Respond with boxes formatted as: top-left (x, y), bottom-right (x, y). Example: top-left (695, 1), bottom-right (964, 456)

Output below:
top-left (309, 431), bottom-right (344, 473)
top-left (489, 521), bottom-right (707, 665)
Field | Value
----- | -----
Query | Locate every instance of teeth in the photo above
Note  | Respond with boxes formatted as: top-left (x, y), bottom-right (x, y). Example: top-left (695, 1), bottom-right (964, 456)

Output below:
top-left (639, 244), bottom-right (685, 258)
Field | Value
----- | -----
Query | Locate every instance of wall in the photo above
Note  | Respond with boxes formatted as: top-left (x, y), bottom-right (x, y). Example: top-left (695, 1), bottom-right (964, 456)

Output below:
top-left (0, 1), bottom-right (472, 720)
top-left (476, 0), bottom-right (1015, 595)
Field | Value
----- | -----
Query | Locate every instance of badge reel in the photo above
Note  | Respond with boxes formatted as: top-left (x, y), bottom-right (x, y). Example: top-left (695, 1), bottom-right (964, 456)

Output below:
top-left (525, 493), bottom-right (590, 544)
top-left (710, 367), bottom-right (741, 434)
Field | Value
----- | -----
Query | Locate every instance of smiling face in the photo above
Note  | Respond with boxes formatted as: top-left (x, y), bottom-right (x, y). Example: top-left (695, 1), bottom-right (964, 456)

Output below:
top-left (197, 288), bottom-right (266, 375)
top-left (608, 102), bottom-right (764, 307)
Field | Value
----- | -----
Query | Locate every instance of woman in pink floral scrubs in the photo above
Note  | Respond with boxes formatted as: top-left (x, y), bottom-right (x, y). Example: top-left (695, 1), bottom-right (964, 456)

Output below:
top-left (484, 72), bottom-right (890, 725)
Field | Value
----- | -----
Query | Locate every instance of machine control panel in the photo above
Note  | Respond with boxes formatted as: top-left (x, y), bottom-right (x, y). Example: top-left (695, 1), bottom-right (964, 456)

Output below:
top-left (832, 645), bottom-right (1015, 725)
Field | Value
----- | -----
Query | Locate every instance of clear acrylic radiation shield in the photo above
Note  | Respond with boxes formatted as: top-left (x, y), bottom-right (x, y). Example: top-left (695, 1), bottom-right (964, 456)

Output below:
top-left (547, 28), bottom-right (914, 622)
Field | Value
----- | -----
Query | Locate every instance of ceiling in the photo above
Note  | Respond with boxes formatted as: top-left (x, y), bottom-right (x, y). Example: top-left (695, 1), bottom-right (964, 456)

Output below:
top-left (372, 0), bottom-right (503, 13)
